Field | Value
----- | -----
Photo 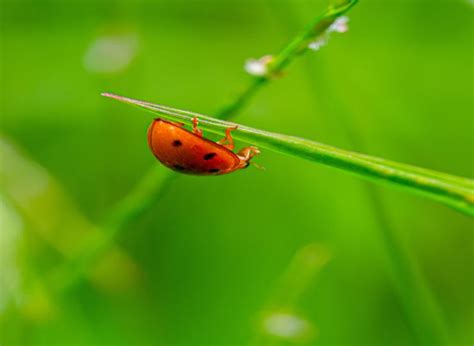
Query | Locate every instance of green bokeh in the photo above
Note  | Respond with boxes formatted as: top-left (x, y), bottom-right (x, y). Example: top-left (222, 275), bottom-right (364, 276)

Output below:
top-left (1, 0), bottom-right (473, 345)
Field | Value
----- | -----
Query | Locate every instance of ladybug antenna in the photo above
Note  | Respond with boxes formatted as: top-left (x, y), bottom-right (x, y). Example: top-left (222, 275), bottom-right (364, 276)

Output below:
top-left (250, 161), bottom-right (265, 171)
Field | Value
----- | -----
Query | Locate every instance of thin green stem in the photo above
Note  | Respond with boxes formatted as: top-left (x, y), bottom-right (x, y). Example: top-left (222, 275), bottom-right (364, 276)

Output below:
top-left (251, 244), bottom-right (331, 345)
top-left (269, 0), bottom-right (357, 73)
top-left (216, 78), bottom-right (266, 119)
top-left (373, 192), bottom-right (448, 344)
top-left (296, 44), bottom-right (449, 343)
top-left (44, 167), bottom-right (177, 293)
top-left (217, 0), bottom-right (358, 120)
top-left (271, 5), bottom-right (447, 342)
top-left (103, 93), bottom-right (474, 217)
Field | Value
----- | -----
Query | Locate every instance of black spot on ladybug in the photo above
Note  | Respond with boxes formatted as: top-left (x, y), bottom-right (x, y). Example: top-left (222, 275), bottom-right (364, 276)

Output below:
top-left (203, 152), bottom-right (217, 160)
top-left (174, 165), bottom-right (185, 171)
top-left (208, 168), bottom-right (220, 173)
top-left (172, 140), bottom-right (182, 147)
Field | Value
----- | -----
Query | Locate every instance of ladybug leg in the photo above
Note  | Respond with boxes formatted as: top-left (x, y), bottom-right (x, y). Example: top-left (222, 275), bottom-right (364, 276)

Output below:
top-left (192, 117), bottom-right (203, 137)
top-left (236, 146), bottom-right (261, 168)
top-left (217, 126), bottom-right (238, 150)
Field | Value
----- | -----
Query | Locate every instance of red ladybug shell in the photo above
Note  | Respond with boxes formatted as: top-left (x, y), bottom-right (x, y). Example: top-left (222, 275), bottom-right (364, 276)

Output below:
top-left (147, 119), bottom-right (243, 175)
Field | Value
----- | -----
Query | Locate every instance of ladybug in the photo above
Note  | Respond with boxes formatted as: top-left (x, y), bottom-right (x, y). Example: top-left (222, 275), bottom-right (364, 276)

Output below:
top-left (147, 117), bottom-right (260, 175)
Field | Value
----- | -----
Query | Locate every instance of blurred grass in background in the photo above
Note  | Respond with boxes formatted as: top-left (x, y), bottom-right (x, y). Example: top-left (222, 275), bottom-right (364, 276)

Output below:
top-left (1, 0), bottom-right (473, 345)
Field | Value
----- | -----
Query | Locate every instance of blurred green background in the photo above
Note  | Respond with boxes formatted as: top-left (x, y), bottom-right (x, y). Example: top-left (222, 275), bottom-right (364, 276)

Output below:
top-left (1, 0), bottom-right (473, 345)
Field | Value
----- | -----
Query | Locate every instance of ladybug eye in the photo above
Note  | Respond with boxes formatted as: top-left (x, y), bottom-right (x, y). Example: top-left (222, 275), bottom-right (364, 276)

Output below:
top-left (172, 140), bottom-right (182, 147)
top-left (203, 152), bottom-right (217, 160)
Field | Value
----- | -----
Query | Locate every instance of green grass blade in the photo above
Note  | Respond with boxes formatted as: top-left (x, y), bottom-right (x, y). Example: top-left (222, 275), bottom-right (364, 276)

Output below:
top-left (102, 93), bottom-right (474, 217)
top-left (251, 244), bottom-right (331, 345)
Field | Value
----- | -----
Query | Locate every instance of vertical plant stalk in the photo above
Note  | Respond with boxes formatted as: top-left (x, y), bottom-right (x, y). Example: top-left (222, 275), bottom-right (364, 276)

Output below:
top-left (0, 137), bottom-right (141, 311)
top-left (217, 0), bottom-right (358, 120)
top-left (322, 85), bottom-right (449, 344)
top-left (284, 2), bottom-right (450, 342)
top-left (251, 244), bottom-right (332, 345)
top-left (46, 0), bottom-right (360, 293)
top-left (44, 166), bottom-right (177, 294)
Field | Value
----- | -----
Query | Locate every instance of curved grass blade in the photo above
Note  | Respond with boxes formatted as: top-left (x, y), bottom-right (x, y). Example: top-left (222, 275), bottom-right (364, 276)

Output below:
top-left (102, 93), bottom-right (474, 217)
